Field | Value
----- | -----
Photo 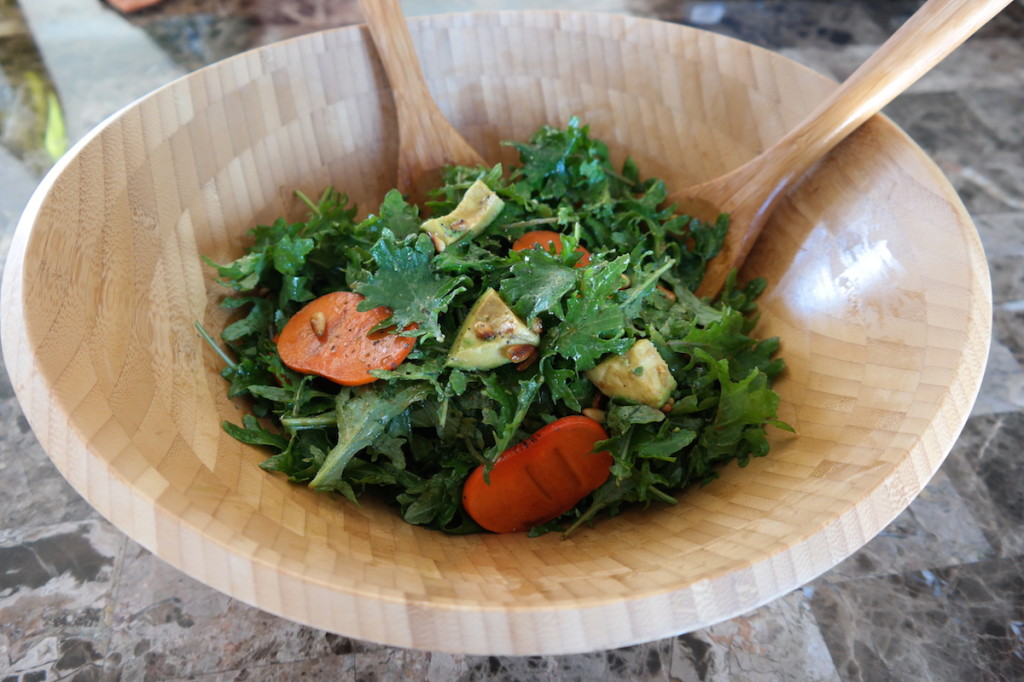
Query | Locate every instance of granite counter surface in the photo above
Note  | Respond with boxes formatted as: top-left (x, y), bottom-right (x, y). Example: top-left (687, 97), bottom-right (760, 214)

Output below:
top-left (1, 0), bottom-right (1022, 680)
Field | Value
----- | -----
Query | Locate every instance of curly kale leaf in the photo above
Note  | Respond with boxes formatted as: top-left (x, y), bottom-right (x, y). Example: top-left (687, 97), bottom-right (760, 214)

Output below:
top-left (540, 254), bottom-right (633, 370)
top-left (500, 242), bottom-right (582, 321)
top-left (308, 382), bottom-right (434, 496)
top-left (353, 230), bottom-right (468, 341)
top-left (689, 348), bottom-right (793, 478)
top-left (503, 116), bottom-right (613, 204)
top-left (375, 189), bottom-right (422, 239)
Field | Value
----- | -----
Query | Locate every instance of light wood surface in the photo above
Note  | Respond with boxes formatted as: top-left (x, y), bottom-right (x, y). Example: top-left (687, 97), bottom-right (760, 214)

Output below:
top-left (687, 0), bottom-right (1013, 297)
top-left (358, 0), bottom-right (485, 198)
top-left (0, 11), bottom-right (992, 655)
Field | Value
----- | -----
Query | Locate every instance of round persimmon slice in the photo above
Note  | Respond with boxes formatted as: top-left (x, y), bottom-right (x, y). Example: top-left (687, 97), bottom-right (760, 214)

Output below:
top-left (276, 291), bottom-right (416, 386)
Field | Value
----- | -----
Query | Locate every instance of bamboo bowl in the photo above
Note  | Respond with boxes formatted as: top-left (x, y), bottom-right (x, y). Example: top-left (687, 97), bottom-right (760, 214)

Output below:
top-left (1, 11), bottom-right (991, 655)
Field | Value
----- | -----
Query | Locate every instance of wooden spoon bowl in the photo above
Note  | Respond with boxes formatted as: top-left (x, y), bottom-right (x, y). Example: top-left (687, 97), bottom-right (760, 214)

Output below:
top-left (682, 0), bottom-right (1013, 297)
top-left (0, 12), bottom-right (991, 655)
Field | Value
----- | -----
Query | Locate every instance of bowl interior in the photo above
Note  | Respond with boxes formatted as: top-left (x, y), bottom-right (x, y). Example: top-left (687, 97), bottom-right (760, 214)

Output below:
top-left (1, 11), bottom-right (990, 655)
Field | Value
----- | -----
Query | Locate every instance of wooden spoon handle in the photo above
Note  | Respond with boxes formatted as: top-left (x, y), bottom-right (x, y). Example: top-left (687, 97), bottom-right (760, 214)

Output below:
top-left (694, 0), bottom-right (1013, 297)
top-left (358, 0), bottom-right (485, 194)
top-left (756, 0), bottom-right (1011, 192)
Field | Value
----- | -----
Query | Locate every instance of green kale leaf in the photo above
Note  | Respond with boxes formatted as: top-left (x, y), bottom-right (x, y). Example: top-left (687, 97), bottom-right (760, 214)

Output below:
top-left (309, 382), bottom-right (433, 496)
top-left (354, 229), bottom-right (468, 341)
top-left (540, 255), bottom-right (633, 370)
top-left (500, 245), bottom-right (581, 320)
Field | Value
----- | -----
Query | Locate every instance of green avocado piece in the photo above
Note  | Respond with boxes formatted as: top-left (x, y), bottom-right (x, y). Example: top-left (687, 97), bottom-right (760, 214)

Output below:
top-left (586, 339), bottom-right (677, 408)
top-left (420, 178), bottom-right (504, 251)
top-left (446, 288), bottom-right (541, 370)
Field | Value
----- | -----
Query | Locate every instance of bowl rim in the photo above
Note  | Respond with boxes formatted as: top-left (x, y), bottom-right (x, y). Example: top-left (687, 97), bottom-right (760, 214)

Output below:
top-left (0, 9), bottom-right (993, 655)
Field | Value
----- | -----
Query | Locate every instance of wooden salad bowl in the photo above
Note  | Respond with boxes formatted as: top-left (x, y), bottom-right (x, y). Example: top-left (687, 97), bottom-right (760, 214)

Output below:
top-left (0, 12), bottom-right (991, 655)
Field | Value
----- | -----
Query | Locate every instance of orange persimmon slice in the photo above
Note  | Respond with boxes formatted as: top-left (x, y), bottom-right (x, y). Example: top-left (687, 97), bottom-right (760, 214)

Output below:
top-left (511, 230), bottom-right (591, 267)
top-left (462, 415), bottom-right (613, 533)
top-left (276, 291), bottom-right (416, 386)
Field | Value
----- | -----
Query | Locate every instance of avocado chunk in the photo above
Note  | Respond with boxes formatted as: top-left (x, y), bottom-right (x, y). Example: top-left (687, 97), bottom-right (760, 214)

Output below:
top-left (446, 288), bottom-right (541, 370)
top-left (586, 339), bottom-right (677, 408)
top-left (420, 179), bottom-right (504, 252)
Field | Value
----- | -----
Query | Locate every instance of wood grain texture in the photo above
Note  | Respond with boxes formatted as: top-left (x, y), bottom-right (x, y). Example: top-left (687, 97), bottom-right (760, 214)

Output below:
top-left (357, 0), bottom-right (485, 197)
top-left (0, 11), bottom-right (991, 655)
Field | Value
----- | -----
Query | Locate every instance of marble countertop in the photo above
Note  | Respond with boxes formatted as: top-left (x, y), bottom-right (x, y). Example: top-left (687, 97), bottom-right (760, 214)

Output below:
top-left (1, 0), bottom-right (1022, 679)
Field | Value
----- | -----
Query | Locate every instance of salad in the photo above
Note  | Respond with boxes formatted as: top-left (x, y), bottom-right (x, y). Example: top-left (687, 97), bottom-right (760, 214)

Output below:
top-left (202, 118), bottom-right (791, 536)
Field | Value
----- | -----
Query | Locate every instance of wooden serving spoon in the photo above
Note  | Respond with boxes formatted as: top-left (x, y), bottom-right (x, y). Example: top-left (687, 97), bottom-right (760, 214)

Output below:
top-left (358, 0), bottom-right (486, 202)
top-left (680, 0), bottom-right (1013, 298)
